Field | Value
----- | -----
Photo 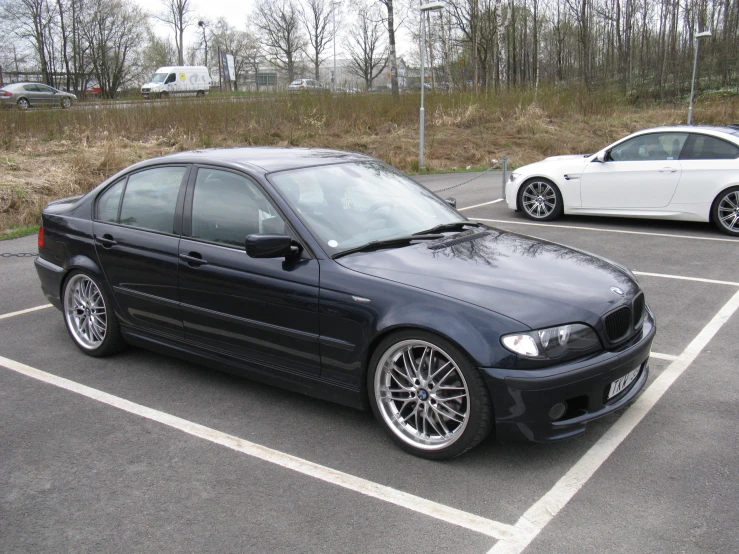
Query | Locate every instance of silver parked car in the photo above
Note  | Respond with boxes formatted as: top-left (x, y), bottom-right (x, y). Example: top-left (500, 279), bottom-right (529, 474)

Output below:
top-left (0, 82), bottom-right (77, 110)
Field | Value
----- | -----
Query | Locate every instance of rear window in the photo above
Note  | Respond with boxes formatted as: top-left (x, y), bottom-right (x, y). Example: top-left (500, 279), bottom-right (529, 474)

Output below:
top-left (680, 134), bottom-right (739, 160)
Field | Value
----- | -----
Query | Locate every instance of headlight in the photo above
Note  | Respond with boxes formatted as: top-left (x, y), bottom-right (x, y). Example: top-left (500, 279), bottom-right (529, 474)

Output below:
top-left (502, 323), bottom-right (601, 361)
top-left (509, 172), bottom-right (520, 182)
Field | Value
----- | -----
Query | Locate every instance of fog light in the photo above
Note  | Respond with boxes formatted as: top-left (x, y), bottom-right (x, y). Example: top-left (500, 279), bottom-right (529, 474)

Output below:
top-left (548, 402), bottom-right (568, 421)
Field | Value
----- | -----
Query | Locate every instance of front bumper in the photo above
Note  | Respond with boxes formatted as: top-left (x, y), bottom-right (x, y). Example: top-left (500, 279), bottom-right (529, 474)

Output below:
top-left (482, 308), bottom-right (656, 442)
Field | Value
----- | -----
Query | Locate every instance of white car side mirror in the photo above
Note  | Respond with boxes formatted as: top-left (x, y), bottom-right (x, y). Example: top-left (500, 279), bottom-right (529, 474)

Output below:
top-left (595, 151), bottom-right (607, 163)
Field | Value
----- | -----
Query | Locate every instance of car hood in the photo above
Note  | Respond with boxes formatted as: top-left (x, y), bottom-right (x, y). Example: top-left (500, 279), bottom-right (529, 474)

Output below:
top-left (336, 228), bottom-right (638, 330)
top-left (518, 155), bottom-right (591, 176)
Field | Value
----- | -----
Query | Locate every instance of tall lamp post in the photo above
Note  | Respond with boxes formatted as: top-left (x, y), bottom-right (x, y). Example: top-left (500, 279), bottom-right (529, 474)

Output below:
top-left (419, 2), bottom-right (444, 170)
top-left (687, 30), bottom-right (711, 125)
top-left (198, 20), bottom-right (208, 69)
top-left (332, 2), bottom-right (341, 92)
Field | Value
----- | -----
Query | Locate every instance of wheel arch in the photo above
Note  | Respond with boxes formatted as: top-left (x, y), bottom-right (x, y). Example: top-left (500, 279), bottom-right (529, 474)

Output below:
top-left (708, 183), bottom-right (739, 223)
top-left (61, 254), bottom-right (107, 299)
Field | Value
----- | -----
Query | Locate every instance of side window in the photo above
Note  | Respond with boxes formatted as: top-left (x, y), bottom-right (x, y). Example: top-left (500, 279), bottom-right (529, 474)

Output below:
top-left (610, 133), bottom-right (688, 162)
top-left (96, 180), bottom-right (125, 222)
top-left (191, 169), bottom-right (286, 248)
top-left (119, 167), bottom-right (186, 233)
top-left (680, 134), bottom-right (739, 160)
top-left (23, 84), bottom-right (39, 92)
top-left (38, 85), bottom-right (55, 93)
top-left (165, 73), bottom-right (176, 84)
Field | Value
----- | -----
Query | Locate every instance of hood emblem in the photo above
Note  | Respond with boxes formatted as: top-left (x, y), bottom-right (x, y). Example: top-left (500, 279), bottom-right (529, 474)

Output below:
top-left (610, 286), bottom-right (625, 296)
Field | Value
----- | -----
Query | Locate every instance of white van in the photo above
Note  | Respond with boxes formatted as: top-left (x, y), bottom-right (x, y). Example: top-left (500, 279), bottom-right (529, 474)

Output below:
top-left (141, 66), bottom-right (211, 98)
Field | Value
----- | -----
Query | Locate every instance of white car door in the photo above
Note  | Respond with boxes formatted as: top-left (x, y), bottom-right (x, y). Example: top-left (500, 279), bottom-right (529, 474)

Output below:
top-left (581, 132), bottom-right (688, 209)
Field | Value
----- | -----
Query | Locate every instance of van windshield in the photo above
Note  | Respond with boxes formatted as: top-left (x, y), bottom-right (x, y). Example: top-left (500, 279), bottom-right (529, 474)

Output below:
top-left (150, 73), bottom-right (168, 83)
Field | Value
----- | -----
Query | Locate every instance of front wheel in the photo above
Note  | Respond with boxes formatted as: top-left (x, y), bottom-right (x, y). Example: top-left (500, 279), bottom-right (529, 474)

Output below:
top-left (712, 187), bottom-right (739, 236)
top-left (62, 271), bottom-right (126, 357)
top-left (518, 178), bottom-right (563, 221)
top-left (61, 97), bottom-right (72, 109)
top-left (368, 330), bottom-right (493, 459)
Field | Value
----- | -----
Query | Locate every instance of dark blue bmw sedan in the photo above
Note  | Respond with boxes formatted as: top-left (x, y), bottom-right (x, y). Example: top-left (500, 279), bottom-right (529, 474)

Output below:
top-left (35, 148), bottom-right (655, 459)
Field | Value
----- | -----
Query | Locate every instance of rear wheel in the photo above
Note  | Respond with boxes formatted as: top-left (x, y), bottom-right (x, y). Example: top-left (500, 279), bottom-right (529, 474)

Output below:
top-left (712, 186), bottom-right (739, 236)
top-left (368, 330), bottom-right (494, 459)
top-left (17, 98), bottom-right (29, 111)
top-left (196, 90), bottom-right (205, 97)
top-left (62, 271), bottom-right (126, 357)
top-left (61, 97), bottom-right (72, 109)
top-left (518, 178), bottom-right (563, 221)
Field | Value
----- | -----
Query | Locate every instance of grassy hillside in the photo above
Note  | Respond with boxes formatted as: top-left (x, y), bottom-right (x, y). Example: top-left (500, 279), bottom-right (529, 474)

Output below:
top-left (1, 87), bottom-right (737, 233)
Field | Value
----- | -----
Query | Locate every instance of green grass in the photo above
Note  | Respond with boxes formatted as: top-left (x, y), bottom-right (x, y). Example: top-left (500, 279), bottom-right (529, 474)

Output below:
top-left (1, 224), bottom-right (38, 241)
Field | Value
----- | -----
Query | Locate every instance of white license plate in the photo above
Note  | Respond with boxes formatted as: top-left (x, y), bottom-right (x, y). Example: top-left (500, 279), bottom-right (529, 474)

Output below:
top-left (608, 367), bottom-right (640, 400)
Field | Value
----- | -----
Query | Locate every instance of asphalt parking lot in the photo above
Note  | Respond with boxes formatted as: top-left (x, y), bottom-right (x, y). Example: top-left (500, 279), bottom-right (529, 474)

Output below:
top-left (1, 171), bottom-right (738, 553)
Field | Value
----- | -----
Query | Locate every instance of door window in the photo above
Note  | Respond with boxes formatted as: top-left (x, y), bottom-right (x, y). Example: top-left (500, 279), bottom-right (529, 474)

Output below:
top-left (680, 134), bottom-right (739, 160)
top-left (37, 85), bottom-right (55, 93)
top-left (96, 180), bottom-right (125, 222)
top-left (190, 169), bottom-right (285, 248)
top-left (609, 133), bottom-right (688, 162)
top-left (23, 84), bottom-right (40, 92)
top-left (118, 167), bottom-right (186, 233)
top-left (165, 73), bottom-right (176, 84)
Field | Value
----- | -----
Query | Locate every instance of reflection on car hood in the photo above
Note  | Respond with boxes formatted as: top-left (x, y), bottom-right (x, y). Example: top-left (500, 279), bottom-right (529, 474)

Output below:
top-left (543, 154), bottom-right (591, 162)
top-left (337, 228), bottom-right (638, 330)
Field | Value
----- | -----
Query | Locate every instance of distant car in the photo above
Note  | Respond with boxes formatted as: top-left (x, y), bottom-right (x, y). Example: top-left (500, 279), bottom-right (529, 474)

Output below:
top-left (288, 79), bottom-right (323, 92)
top-left (505, 125), bottom-right (739, 236)
top-left (35, 147), bottom-right (654, 459)
top-left (0, 82), bottom-right (77, 110)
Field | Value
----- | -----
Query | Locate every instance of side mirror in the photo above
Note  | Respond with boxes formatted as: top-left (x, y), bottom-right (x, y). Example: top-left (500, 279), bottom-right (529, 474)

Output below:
top-left (595, 151), bottom-right (607, 163)
top-left (444, 197), bottom-right (457, 208)
top-left (246, 234), bottom-right (301, 259)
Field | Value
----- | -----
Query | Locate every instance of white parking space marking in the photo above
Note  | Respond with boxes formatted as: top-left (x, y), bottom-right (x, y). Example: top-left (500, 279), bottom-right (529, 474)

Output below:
top-left (470, 218), bottom-right (739, 243)
top-left (0, 355), bottom-right (518, 542)
top-left (488, 288), bottom-right (739, 554)
top-left (0, 304), bottom-right (52, 320)
top-left (633, 271), bottom-right (739, 288)
top-left (649, 352), bottom-right (679, 362)
top-left (459, 199), bottom-right (505, 211)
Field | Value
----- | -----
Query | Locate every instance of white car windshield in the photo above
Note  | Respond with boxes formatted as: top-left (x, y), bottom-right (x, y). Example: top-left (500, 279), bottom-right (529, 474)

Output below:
top-left (150, 73), bottom-right (168, 83)
top-left (269, 162), bottom-right (465, 254)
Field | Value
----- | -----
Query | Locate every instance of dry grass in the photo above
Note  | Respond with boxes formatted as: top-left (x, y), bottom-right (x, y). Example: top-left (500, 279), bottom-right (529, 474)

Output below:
top-left (1, 88), bottom-right (737, 232)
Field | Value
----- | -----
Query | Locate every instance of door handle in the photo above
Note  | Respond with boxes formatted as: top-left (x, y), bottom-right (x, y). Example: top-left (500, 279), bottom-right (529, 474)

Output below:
top-left (95, 234), bottom-right (117, 247)
top-left (180, 252), bottom-right (208, 266)
top-left (659, 167), bottom-right (677, 173)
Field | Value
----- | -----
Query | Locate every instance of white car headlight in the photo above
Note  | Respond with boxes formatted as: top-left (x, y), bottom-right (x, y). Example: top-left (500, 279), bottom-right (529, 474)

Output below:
top-left (502, 323), bottom-right (602, 361)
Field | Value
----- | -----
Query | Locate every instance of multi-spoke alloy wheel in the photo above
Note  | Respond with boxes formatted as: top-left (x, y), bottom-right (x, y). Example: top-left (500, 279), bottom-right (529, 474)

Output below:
top-left (64, 274), bottom-right (107, 350)
top-left (370, 332), bottom-right (493, 459)
top-left (715, 189), bottom-right (739, 235)
top-left (519, 179), bottom-right (562, 221)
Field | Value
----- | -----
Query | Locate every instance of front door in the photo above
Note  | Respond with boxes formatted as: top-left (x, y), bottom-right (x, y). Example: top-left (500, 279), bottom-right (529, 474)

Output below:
top-left (581, 132), bottom-right (688, 209)
top-left (177, 167), bottom-right (321, 376)
top-left (93, 165), bottom-right (189, 338)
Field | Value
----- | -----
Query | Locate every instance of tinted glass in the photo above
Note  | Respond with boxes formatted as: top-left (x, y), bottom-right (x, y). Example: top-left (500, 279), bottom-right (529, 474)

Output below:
top-left (680, 134), bottom-right (739, 160)
top-left (191, 169), bottom-right (285, 247)
top-left (23, 84), bottom-right (39, 92)
top-left (37, 85), bottom-right (55, 93)
top-left (270, 162), bottom-right (464, 254)
top-left (610, 133), bottom-right (688, 162)
top-left (119, 167), bottom-right (185, 233)
top-left (165, 73), bottom-right (176, 84)
top-left (96, 180), bottom-right (125, 222)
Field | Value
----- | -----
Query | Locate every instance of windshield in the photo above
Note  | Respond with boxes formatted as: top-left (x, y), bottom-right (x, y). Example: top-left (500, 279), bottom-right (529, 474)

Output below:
top-left (269, 161), bottom-right (465, 254)
top-left (150, 73), bottom-right (168, 83)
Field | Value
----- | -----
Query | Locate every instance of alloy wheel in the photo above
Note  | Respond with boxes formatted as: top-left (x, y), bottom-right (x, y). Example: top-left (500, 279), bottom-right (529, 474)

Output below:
top-left (64, 274), bottom-right (107, 350)
top-left (522, 180), bottom-right (557, 219)
top-left (374, 340), bottom-right (470, 451)
top-left (717, 191), bottom-right (739, 233)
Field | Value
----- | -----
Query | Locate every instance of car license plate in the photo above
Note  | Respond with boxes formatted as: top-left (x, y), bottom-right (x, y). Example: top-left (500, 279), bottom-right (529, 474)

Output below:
top-left (608, 367), bottom-right (640, 400)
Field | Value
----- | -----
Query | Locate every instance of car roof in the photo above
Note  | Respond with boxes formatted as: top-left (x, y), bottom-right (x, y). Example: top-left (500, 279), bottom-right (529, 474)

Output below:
top-left (637, 125), bottom-right (739, 138)
top-left (149, 147), bottom-right (375, 173)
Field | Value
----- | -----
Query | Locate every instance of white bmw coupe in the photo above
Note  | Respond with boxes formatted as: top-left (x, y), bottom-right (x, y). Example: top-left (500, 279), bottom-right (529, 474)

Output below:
top-left (505, 125), bottom-right (739, 236)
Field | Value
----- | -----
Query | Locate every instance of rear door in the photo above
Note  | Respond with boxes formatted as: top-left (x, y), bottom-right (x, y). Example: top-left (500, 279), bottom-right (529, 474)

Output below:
top-left (177, 166), bottom-right (321, 376)
top-left (22, 84), bottom-right (42, 106)
top-left (93, 165), bottom-right (189, 338)
top-left (581, 132), bottom-right (688, 208)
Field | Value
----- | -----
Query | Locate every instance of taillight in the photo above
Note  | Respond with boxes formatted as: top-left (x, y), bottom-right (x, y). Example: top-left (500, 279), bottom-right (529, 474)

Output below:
top-left (299, 86), bottom-right (304, 89)
top-left (1, 91), bottom-right (12, 97)
top-left (37, 227), bottom-right (44, 249)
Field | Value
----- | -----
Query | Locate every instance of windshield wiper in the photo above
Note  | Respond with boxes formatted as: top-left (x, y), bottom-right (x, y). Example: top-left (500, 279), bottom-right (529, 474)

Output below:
top-left (412, 221), bottom-right (482, 235)
top-left (332, 234), bottom-right (444, 259)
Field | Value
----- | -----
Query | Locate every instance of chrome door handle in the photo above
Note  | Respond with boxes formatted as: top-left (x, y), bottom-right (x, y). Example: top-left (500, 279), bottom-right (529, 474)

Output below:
top-left (659, 167), bottom-right (677, 173)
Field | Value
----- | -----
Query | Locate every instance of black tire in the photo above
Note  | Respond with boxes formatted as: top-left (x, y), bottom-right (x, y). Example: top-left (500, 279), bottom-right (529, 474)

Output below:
top-left (61, 97), bottom-right (72, 109)
top-left (196, 90), bottom-right (205, 97)
top-left (62, 270), bottom-right (126, 357)
top-left (711, 186), bottom-right (739, 236)
top-left (518, 178), bottom-right (564, 221)
top-left (17, 98), bottom-right (29, 111)
top-left (367, 329), bottom-right (494, 460)
top-left (160, 91), bottom-right (169, 99)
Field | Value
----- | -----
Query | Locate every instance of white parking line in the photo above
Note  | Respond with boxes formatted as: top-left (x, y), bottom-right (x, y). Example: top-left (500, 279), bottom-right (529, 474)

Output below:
top-left (0, 304), bottom-right (52, 320)
top-left (459, 199), bottom-right (505, 211)
top-left (488, 288), bottom-right (739, 554)
top-left (633, 271), bottom-right (739, 288)
top-left (649, 352), bottom-right (679, 362)
top-left (0, 355), bottom-right (518, 542)
top-left (470, 218), bottom-right (739, 243)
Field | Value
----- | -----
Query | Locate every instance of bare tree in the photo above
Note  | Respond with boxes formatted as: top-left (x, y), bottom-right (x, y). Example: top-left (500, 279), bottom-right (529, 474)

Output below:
top-left (345, 5), bottom-right (388, 90)
top-left (253, 0), bottom-right (306, 83)
top-left (1, 0), bottom-right (56, 84)
top-left (209, 18), bottom-right (260, 90)
top-left (378, 0), bottom-right (400, 95)
top-left (300, 0), bottom-right (335, 81)
top-left (157, 0), bottom-right (194, 65)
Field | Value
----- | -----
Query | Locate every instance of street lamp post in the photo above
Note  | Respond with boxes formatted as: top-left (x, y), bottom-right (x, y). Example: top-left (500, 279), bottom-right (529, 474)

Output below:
top-left (688, 30), bottom-right (712, 125)
top-left (198, 21), bottom-right (208, 69)
top-left (333, 3), bottom-right (339, 92)
top-left (419, 2), bottom-right (444, 170)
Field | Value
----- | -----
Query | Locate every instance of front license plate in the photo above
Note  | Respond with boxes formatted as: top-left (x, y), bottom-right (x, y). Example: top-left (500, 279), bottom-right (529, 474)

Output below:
top-left (608, 367), bottom-right (640, 400)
